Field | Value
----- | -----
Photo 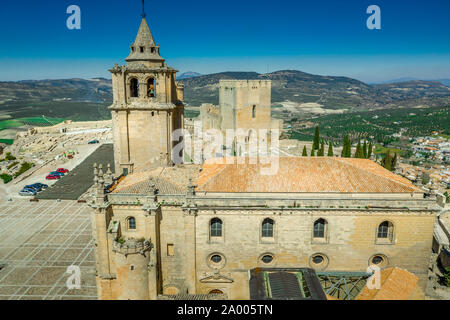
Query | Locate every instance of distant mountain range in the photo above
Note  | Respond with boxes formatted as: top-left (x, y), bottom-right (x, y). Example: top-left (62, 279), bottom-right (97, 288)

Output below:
top-left (0, 71), bottom-right (448, 121)
top-left (177, 72), bottom-right (202, 80)
top-left (179, 70), bottom-right (450, 110)
top-left (372, 78), bottom-right (450, 86)
top-left (0, 78), bottom-right (112, 105)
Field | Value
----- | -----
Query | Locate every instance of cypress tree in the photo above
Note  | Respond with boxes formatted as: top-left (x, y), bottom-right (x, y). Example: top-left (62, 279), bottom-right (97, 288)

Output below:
top-left (367, 141), bottom-right (373, 159)
top-left (310, 147), bottom-right (315, 157)
top-left (327, 142), bottom-right (334, 157)
top-left (383, 151), bottom-right (392, 171)
top-left (302, 146), bottom-right (308, 157)
top-left (318, 140), bottom-right (325, 156)
top-left (354, 141), bottom-right (363, 158)
top-left (342, 135), bottom-right (351, 158)
top-left (392, 153), bottom-right (398, 170)
top-left (363, 140), bottom-right (368, 159)
top-left (313, 126), bottom-right (320, 150)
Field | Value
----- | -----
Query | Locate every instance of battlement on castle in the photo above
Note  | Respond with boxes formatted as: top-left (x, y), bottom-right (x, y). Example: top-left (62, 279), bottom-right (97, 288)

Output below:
top-left (219, 79), bottom-right (271, 88)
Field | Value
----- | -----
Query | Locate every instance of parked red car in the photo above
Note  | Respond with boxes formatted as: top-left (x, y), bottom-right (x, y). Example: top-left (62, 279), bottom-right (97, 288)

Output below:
top-left (57, 168), bottom-right (69, 174)
top-left (46, 175), bottom-right (60, 180)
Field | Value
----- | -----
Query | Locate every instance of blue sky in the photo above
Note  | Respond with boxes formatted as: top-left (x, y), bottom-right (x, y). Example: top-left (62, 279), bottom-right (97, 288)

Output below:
top-left (0, 0), bottom-right (449, 82)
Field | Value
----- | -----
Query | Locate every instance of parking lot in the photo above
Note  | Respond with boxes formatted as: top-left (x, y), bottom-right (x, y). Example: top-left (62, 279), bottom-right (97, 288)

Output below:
top-left (0, 200), bottom-right (97, 300)
top-left (37, 143), bottom-right (114, 200)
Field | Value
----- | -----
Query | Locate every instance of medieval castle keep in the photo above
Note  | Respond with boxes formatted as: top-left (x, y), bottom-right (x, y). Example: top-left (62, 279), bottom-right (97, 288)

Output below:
top-left (89, 15), bottom-right (439, 300)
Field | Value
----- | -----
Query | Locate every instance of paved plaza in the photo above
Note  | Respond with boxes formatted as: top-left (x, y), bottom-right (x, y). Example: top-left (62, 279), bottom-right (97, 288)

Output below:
top-left (0, 200), bottom-right (97, 300)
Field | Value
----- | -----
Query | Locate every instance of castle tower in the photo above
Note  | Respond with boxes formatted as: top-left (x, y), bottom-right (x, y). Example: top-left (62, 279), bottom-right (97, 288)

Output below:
top-left (109, 13), bottom-right (184, 175)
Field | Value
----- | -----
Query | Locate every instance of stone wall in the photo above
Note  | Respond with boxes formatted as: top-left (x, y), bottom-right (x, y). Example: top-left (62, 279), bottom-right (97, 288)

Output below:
top-left (93, 193), bottom-right (438, 300)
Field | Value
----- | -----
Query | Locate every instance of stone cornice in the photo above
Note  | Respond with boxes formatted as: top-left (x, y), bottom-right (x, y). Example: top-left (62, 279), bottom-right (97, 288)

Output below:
top-left (109, 102), bottom-right (178, 111)
top-left (109, 64), bottom-right (177, 74)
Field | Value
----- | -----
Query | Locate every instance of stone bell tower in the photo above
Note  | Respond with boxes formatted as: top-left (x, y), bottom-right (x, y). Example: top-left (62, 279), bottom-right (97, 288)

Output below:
top-left (109, 12), bottom-right (184, 175)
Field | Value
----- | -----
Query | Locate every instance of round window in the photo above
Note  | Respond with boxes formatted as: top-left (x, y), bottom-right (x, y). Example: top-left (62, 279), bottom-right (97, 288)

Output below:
top-left (261, 255), bottom-right (273, 264)
top-left (372, 255), bottom-right (384, 265)
top-left (309, 253), bottom-right (329, 270)
top-left (312, 255), bottom-right (324, 264)
top-left (211, 255), bottom-right (222, 264)
top-left (369, 254), bottom-right (388, 268)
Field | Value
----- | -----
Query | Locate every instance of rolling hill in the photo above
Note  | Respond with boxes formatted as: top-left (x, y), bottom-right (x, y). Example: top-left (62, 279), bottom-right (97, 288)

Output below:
top-left (179, 70), bottom-right (450, 110)
top-left (0, 71), bottom-right (449, 123)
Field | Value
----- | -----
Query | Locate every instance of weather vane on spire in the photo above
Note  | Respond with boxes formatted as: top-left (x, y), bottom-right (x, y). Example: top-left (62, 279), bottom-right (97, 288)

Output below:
top-left (142, 0), bottom-right (146, 18)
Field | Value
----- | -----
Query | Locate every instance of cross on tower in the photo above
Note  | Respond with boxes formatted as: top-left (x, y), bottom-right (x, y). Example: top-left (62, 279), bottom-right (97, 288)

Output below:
top-left (142, 0), bottom-right (146, 18)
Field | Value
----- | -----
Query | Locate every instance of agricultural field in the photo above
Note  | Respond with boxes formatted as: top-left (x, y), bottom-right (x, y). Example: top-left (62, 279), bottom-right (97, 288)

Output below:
top-left (0, 117), bottom-right (65, 131)
top-left (289, 105), bottom-right (450, 143)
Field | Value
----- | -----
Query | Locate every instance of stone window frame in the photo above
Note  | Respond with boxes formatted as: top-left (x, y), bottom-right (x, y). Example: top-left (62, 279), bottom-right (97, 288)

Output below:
top-left (311, 217), bottom-right (329, 244)
top-left (126, 216), bottom-right (137, 231)
top-left (375, 220), bottom-right (395, 245)
top-left (128, 77), bottom-right (140, 99)
top-left (207, 252), bottom-right (226, 270)
top-left (309, 253), bottom-right (330, 271)
top-left (167, 243), bottom-right (175, 257)
top-left (369, 253), bottom-right (389, 268)
top-left (258, 252), bottom-right (276, 266)
top-left (208, 216), bottom-right (225, 244)
top-left (260, 217), bottom-right (277, 244)
top-left (145, 76), bottom-right (157, 99)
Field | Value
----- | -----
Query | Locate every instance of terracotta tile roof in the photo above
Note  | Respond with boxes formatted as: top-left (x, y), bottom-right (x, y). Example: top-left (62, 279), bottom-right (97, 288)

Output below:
top-left (197, 157), bottom-right (422, 193)
top-left (356, 267), bottom-right (423, 300)
top-left (113, 165), bottom-right (201, 195)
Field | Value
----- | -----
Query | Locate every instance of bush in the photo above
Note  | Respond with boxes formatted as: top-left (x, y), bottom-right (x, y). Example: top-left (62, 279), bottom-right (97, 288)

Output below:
top-left (445, 267), bottom-right (450, 287)
top-left (5, 153), bottom-right (16, 161)
top-left (0, 174), bottom-right (12, 184)
top-left (13, 162), bottom-right (34, 178)
top-left (7, 161), bottom-right (19, 170)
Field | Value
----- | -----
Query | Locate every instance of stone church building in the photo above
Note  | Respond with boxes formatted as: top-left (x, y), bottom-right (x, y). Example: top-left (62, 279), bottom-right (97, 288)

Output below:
top-left (89, 15), bottom-right (439, 300)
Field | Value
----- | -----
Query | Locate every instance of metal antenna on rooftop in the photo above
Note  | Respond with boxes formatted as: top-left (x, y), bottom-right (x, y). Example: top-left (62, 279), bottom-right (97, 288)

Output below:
top-left (142, 0), bottom-right (146, 18)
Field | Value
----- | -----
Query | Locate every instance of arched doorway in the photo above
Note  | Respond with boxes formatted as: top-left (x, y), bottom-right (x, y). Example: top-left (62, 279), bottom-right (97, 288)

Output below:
top-left (209, 289), bottom-right (223, 295)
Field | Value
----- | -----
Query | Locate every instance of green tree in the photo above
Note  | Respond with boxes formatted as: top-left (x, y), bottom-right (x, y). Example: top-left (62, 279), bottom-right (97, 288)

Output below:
top-left (318, 140), bottom-right (325, 156)
top-left (354, 141), bottom-right (364, 158)
top-left (302, 146), bottom-right (308, 157)
top-left (382, 151), bottom-right (392, 171)
top-left (341, 135), bottom-right (351, 158)
top-left (367, 141), bottom-right (373, 159)
top-left (421, 172), bottom-right (430, 185)
top-left (363, 140), bottom-right (368, 159)
top-left (392, 153), bottom-right (398, 171)
top-left (313, 126), bottom-right (320, 150)
top-left (310, 147), bottom-right (315, 157)
top-left (327, 142), bottom-right (334, 157)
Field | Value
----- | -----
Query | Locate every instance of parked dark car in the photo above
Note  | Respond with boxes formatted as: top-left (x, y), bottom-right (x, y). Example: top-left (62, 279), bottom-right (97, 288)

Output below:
top-left (33, 183), bottom-right (48, 189)
top-left (88, 140), bottom-right (100, 144)
top-left (25, 184), bottom-right (42, 192)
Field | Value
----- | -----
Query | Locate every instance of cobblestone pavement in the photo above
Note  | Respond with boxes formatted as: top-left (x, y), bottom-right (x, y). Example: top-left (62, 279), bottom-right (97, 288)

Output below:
top-left (0, 200), bottom-right (97, 300)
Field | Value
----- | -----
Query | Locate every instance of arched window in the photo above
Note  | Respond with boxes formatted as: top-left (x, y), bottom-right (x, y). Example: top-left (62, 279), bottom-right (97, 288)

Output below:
top-left (262, 218), bottom-right (274, 238)
top-left (377, 221), bottom-right (394, 240)
top-left (128, 217), bottom-right (136, 230)
top-left (130, 78), bottom-right (139, 98)
top-left (313, 218), bottom-right (327, 238)
top-left (210, 218), bottom-right (222, 237)
top-left (147, 78), bottom-right (156, 98)
top-left (252, 105), bottom-right (256, 118)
